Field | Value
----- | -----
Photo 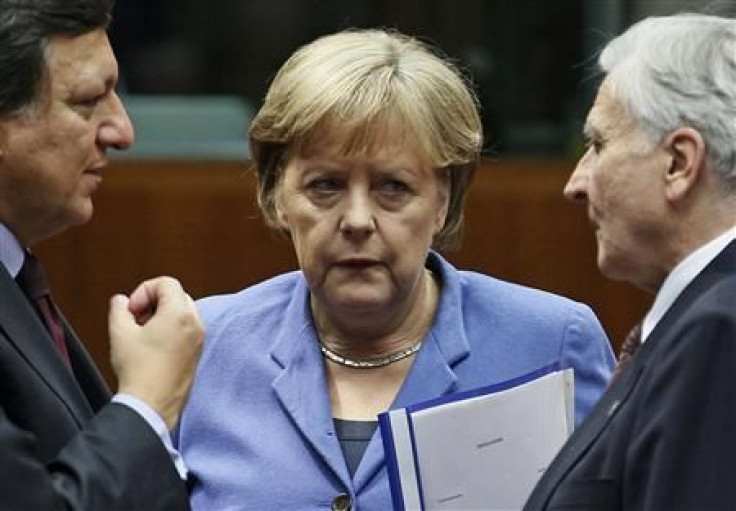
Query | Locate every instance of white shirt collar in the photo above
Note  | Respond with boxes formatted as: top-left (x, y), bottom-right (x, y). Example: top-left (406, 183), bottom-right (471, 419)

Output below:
top-left (0, 223), bottom-right (25, 278)
top-left (642, 225), bottom-right (736, 342)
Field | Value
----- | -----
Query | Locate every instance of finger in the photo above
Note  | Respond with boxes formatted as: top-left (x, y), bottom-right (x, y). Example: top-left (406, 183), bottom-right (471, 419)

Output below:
top-left (127, 279), bottom-right (156, 315)
top-left (128, 276), bottom-right (184, 315)
top-left (108, 294), bottom-right (136, 335)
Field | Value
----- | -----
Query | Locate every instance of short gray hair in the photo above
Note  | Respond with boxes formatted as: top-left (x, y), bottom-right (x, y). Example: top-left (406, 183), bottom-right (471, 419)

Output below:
top-left (600, 14), bottom-right (736, 182)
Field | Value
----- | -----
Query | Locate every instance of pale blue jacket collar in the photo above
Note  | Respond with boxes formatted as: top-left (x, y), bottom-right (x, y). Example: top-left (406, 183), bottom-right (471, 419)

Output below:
top-left (269, 251), bottom-right (471, 493)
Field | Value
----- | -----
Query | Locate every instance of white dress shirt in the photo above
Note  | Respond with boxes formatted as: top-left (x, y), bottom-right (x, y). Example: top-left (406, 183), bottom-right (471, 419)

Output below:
top-left (0, 222), bottom-right (186, 478)
top-left (642, 225), bottom-right (736, 342)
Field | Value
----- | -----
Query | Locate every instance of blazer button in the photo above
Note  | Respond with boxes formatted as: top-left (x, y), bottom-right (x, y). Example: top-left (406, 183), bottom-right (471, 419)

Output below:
top-left (331, 493), bottom-right (352, 511)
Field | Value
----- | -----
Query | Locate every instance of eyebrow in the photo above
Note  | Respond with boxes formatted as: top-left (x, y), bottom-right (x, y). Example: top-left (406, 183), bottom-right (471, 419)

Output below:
top-left (582, 122), bottom-right (595, 139)
top-left (67, 66), bottom-right (117, 98)
top-left (583, 113), bottom-right (607, 140)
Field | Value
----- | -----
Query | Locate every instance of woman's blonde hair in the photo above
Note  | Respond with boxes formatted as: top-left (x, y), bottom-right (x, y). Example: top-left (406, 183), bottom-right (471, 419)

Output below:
top-left (250, 28), bottom-right (483, 249)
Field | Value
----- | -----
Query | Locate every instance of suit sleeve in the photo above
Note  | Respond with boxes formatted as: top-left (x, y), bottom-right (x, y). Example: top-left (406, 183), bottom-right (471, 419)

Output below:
top-left (0, 402), bottom-right (190, 511)
top-left (628, 299), bottom-right (736, 510)
top-left (561, 304), bottom-right (616, 425)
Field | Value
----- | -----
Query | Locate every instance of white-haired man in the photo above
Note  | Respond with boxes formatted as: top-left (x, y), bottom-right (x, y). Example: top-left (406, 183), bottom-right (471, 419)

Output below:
top-left (524, 13), bottom-right (736, 511)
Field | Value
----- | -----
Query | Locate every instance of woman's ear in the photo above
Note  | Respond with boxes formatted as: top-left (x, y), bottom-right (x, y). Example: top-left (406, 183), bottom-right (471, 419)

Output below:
top-left (273, 190), bottom-right (289, 229)
top-left (270, 158), bottom-right (291, 230)
top-left (434, 168), bottom-right (451, 233)
top-left (663, 127), bottom-right (706, 202)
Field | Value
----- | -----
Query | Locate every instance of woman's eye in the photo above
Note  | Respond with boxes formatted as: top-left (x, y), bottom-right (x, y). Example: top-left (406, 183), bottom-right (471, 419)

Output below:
top-left (307, 177), bottom-right (343, 194)
top-left (379, 179), bottom-right (410, 195)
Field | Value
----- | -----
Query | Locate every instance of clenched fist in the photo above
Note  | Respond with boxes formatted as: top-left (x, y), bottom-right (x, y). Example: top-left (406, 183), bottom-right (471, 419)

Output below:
top-left (109, 276), bottom-right (204, 429)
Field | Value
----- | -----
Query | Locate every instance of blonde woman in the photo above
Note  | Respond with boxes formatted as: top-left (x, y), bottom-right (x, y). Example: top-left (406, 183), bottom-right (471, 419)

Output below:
top-left (177, 29), bottom-right (614, 511)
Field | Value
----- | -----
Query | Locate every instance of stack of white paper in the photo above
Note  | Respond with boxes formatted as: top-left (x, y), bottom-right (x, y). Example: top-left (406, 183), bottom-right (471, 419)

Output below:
top-left (379, 365), bottom-right (574, 511)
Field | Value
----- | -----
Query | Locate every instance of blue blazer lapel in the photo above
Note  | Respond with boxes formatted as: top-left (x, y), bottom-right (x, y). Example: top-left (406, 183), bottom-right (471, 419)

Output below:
top-left (270, 279), bottom-right (352, 488)
top-left (353, 333), bottom-right (460, 493)
top-left (271, 255), bottom-right (474, 494)
top-left (0, 265), bottom-right (93, 426)
top-left (391, 333), bottom-right (461, 408)
top-left (355, 252), bottom-right (470, 493)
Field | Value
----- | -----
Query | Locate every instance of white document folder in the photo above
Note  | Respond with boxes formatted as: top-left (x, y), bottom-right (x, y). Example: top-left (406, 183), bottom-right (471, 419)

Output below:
top-left (379, 364), bottom-right (574, 511)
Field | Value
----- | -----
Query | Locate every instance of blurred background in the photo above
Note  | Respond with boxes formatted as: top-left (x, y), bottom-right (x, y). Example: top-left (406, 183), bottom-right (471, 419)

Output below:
top-left (38, 0), bottom-right (731, 383)
top-left (108, 0), bottom-right (727, 157)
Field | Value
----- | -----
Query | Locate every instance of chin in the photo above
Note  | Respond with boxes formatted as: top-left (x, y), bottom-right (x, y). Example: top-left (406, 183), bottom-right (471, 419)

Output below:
top-left (597, 249), bottom-right (615, 276)
top-left (597, 253), bottom-right (634, 285)
top-left (338, 297), bottom-right (385, 312)
top-left (332, 292), bottom-right (389, 314)
top-left (68, 201), bottom-right (95, 227)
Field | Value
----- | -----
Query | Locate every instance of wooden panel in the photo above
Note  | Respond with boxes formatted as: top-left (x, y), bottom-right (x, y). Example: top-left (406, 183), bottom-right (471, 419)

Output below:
top-left (456, 159), bottom-right (651, 345)
top-left (36, 158), bottom-right (650, 385)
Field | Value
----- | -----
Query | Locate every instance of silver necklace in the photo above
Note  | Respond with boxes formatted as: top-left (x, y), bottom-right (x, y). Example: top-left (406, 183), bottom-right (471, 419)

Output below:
top-left (319, 340), bottom-right (423, 369)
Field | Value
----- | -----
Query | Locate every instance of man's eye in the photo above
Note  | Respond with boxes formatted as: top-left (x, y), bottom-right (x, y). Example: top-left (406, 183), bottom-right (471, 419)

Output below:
top-left (586, 138), bottom-right (604, 154)
top-left (77, 95), bottom-right (103, 110)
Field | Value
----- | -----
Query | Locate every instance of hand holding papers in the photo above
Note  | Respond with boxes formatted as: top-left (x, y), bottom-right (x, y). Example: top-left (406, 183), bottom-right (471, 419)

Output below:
top-left (379, 365), bottom-right (574, 511)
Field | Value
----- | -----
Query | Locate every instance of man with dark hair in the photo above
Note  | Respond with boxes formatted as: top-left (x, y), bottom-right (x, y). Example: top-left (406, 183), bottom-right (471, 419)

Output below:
top-left (524, 13), bottom-right (736, 511)
top-left (0, 1), bottom-right (204, 509)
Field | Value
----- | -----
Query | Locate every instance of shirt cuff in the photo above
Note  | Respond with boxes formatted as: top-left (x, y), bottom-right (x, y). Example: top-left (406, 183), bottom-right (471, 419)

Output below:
top-left (111, 393), bottom-right (188, 480)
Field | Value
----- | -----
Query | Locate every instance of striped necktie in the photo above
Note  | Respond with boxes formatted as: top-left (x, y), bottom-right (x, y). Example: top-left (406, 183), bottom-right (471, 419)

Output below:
top-left (613, 322), bottom-right (642, 378)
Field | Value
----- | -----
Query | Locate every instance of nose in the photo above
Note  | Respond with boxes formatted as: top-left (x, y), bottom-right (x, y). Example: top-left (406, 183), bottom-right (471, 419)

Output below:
top-left (98, 91), bottom-right (135, 151)
top-left (339, 188), bottom-right (375, 238)
top-left (563, 153), bottom-right (590, 204)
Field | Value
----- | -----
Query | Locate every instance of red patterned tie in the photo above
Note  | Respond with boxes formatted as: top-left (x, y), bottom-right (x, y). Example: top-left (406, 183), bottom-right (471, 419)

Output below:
top-left (16, 253), bottom-right (70, 364)
top-left (613, 322), bottom-right (642, 378)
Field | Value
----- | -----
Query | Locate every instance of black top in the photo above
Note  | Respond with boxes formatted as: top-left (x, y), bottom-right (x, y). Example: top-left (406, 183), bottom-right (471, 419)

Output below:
top-left (333, 418), bottom-right (378, 478)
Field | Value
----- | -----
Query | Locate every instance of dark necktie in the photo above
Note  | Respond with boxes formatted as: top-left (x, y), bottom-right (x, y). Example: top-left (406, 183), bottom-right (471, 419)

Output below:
top-left (16, 253), bottom-right (70, 364)
top-left (613, 322), bottom-right (642, 378)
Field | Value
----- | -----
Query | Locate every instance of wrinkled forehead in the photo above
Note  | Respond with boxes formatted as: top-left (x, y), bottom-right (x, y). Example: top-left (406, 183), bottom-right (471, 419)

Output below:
top-left (44, 30), bottom-right (117, 94)
top-left (585, 79), bottom-right (635, 137)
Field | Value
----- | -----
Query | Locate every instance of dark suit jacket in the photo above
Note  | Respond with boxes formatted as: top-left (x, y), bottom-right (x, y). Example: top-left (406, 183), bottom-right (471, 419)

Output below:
top-left (524, 240), bottom-right (736, 511)
top-left (0, 263), bottom-right (190, 510)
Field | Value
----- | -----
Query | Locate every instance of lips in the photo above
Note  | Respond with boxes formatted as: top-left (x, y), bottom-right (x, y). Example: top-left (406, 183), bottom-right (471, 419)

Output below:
top-left (334, 258), bottom-right (380, 270)
top-left (85, 163), bottom-right (105, 176)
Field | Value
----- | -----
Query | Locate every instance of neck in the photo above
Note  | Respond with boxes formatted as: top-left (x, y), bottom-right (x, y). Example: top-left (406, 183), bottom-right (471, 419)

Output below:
top-left (633, 189), bottom-right (736, 294)
top-left (313, 268), bottom-right (438, 361)
top-left (661, 206), bottom-right (736, 282)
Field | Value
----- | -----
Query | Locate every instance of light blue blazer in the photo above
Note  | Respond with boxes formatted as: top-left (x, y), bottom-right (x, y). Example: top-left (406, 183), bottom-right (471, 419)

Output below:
top-left (176, 252), bottom-right (614, 511)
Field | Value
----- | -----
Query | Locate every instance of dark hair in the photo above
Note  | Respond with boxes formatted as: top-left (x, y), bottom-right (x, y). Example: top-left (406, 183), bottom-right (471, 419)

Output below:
top-left (0, 0), bottom-right (114, 116)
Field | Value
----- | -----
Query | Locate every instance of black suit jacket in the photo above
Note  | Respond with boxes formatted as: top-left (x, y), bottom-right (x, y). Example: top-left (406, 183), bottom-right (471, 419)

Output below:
top-left (0, 263), bottom-right (190, 510)
top-left (524, 240), bottom-right (736, 511)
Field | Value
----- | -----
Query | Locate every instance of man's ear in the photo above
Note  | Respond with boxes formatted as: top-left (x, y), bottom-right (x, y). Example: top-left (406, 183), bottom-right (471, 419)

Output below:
top-left (663, 127), bottom-right (706, 202)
